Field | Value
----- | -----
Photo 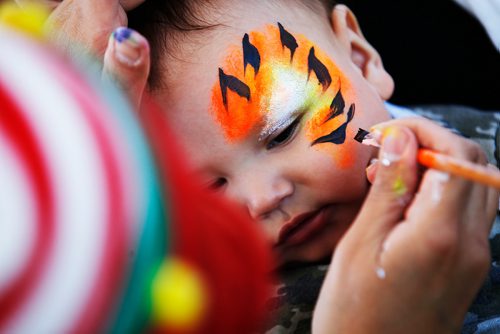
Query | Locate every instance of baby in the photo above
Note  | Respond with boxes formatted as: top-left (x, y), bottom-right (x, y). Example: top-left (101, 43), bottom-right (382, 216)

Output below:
top-left (127, 0), bottom-right (394, 265)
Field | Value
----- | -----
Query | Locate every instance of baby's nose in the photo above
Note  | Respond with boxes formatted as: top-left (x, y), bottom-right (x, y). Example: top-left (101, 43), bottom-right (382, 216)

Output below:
top-left (245, 177), bottom-right (293, 220)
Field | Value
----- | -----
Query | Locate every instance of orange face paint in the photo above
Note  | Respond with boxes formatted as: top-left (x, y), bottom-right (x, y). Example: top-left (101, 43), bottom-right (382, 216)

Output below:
top-left (211, 23), bottom-right (358, 168)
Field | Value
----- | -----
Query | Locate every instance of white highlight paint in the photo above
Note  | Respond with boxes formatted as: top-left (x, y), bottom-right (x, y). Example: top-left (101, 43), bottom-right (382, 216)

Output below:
top-left (0, 135), bottom-right (36, 293)
top-left (0, 30), bottom-right (106, 333)
top-left (260, 66), bottom-right (307, 139)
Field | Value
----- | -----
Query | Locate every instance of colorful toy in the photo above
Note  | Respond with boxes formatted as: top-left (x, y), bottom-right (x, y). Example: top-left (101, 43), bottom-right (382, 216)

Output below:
top-left (0, 6), bottom-right (273, 333)
top-left (0, 21), bottom-right (166, 332)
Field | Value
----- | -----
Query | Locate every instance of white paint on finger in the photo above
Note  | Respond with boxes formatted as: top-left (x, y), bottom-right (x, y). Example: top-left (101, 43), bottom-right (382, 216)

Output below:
top-left (430, 171), bottom-right (450, 204)
top-left (375, 266), bottom-right (386, 280)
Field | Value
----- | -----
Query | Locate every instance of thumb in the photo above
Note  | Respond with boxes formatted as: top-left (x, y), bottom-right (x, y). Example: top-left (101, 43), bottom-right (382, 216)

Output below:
top-left (365, 158), bottom-right (378, 184)
top-left (356, 126), bottom-right (419, 236)
top-left (103, 27), bottom-right (150, 111)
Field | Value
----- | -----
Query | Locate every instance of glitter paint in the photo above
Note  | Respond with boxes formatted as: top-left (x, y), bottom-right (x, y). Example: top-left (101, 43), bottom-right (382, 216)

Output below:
top-left (210, 23), bottom-right (357, 167)
top-left (260, 66), bottom-right (311, 140)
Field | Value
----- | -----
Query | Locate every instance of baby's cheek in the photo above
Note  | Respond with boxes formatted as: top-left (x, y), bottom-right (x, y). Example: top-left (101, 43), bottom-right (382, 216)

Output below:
top-left (333, 134), bottom-right (357, 169)
top-left (312, 139), bottom-right (356, 169)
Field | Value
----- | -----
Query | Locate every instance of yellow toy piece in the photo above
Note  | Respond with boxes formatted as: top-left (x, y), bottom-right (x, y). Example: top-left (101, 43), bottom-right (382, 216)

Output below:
top-left (151, 257), bottom-right (208, 330)
top-left (0, 1), bottom-right (49, 38)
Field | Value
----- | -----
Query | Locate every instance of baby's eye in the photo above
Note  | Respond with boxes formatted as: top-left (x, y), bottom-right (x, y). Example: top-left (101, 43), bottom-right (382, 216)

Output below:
top-left (208, 177), bottom-right (227, 191)
top-left (266, 117), bottom-right (301, 150)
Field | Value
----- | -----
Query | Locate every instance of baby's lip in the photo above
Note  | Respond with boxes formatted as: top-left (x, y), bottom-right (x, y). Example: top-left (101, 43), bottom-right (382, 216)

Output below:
top-left (276, 207), bottom-right (329, 247)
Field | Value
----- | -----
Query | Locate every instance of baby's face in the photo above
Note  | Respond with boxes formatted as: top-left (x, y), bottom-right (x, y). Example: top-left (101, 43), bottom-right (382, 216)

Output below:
top-left (154, 7), bottom-right (391, 264)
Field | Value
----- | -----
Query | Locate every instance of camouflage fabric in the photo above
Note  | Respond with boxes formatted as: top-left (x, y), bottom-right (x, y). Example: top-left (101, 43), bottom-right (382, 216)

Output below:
top-left (264, 104), bottom-right (500, 334)
top-left (409, 105), bottom-right (500, 169)
top-left (265, 264), bottom-right (328, 333)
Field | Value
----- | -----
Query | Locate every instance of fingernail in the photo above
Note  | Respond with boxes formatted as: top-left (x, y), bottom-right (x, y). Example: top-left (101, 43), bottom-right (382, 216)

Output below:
top-left (370, 122), bottom-right (387, 133)
top-left (112, 27), bottom-right (144, 67)
top-left (380, 126), bottom-right (409, 166)
top-left (366, 158), bottom-right (378, 173)
top-left (370, 128), bottom-right (383, 143)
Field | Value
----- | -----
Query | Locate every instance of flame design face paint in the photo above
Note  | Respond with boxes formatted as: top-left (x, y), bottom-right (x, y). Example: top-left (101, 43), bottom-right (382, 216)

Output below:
top-left (211, 23), bottom-right (358, 167)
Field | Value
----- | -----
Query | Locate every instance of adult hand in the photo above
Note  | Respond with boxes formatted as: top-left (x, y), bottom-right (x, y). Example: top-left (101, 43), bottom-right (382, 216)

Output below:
top-left (313, 118), bottom-right (499, 333)
top-left (15, 0), bottom-right (150, 110)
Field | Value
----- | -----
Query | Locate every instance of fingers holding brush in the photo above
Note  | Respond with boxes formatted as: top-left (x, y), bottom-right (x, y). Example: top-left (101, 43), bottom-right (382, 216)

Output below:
top-left (371, 117), bottom-right (484, 160)
top-left (478, 163), bottom-right (500, 235)
top-left (320, 113), bottom-right (498, 333)
top-left (314, 123), bottom-right (489, 333)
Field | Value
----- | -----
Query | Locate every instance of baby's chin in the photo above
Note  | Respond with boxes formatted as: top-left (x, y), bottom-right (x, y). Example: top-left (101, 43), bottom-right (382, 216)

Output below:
top-left (272, 198), bottom-right (365, 268)
top-left (274, 243), bottom-right (335, 269)
top-left (273, 215), bottom-right (353, 268)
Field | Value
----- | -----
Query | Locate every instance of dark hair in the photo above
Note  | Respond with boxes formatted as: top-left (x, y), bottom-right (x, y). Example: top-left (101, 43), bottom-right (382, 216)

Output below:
top-left (128, 0), bottom-right (336, 90)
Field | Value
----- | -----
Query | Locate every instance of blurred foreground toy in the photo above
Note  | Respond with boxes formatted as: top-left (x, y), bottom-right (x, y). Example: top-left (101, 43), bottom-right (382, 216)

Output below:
top-left (0, 1), bottom-right (48, 38)
top-left (0, 11), bottom-right (273, 334)
top-left (0, 20), bottom-right (165, 332)
top-left (151, 258), bottom-right (207, 329)
top-left (140, 95), bottom-right (274, 333)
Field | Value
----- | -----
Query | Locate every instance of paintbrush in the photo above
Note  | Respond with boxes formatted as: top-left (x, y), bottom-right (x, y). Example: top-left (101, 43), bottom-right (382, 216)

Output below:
top-left (354, 128), bottom-right (500, 189)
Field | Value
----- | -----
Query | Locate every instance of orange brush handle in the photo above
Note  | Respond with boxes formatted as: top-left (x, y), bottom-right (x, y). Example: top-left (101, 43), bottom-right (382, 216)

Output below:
top-left (417, 149), bottom-right (500, 189)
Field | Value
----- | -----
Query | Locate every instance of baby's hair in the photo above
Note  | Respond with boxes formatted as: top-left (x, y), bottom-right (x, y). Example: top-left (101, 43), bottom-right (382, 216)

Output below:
top-left (128, 0), bottom-right (337, 91)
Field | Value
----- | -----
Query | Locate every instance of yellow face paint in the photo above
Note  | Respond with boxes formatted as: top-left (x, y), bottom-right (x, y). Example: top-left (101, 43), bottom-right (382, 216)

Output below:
top-left (211, 23), bottom-right (358, 168)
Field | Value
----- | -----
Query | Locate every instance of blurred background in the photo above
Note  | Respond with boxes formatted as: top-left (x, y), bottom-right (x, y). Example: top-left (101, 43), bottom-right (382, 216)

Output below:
top-left (340, 0), bottom-right (500, 111)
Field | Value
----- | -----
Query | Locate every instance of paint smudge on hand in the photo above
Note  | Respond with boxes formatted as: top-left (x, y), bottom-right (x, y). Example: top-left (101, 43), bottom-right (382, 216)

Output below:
top-left (392, 174), bottom-right (408, 197)
top-left (430, 170), bottom-right (450, 203)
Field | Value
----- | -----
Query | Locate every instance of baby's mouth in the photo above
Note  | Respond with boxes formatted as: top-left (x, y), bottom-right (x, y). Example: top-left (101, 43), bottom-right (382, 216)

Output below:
top-left (275, 206), bottom-right (331, 247)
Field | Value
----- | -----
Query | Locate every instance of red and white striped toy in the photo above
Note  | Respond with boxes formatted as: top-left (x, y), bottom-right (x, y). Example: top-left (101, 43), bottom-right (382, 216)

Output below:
top-left (0, 9), bottom-right (274, 332)
top-left (0, 25), bottom-right (160, 333)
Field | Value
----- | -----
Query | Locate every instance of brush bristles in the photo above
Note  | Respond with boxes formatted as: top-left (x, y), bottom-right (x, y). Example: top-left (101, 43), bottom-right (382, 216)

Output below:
top-left (354, 128), bottom-right (370, 143)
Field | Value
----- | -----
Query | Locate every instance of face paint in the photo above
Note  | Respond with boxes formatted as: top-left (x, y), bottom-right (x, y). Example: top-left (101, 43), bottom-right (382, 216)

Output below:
top-left (211, 23), bottom-right (358, 167)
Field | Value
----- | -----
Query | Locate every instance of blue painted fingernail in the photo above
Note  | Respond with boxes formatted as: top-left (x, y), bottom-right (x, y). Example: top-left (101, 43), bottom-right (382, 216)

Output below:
top-left (113, 27), bottom-right (132, 43)
top-left (112, 27), bottom-right (142, 66)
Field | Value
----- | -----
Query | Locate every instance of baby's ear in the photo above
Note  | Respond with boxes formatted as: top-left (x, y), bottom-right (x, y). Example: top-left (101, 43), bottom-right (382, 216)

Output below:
top-left (330, 5), bottom-right (394, 100)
